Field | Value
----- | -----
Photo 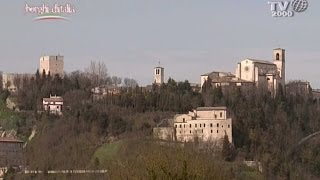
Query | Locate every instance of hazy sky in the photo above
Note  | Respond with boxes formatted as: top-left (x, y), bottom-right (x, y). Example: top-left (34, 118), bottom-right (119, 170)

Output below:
top-left (1, 0), bottom-right (319, 87)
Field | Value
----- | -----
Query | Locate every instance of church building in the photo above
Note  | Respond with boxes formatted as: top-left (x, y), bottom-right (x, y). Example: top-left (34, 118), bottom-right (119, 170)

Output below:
top-left (235, 48), bottom-right (285, 95)
top-left (201, 48), bottom-right (286, 95)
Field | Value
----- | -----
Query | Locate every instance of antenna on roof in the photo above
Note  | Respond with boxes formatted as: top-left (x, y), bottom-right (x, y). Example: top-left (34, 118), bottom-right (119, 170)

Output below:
top-left (158, 61), bottom-right (161, 66)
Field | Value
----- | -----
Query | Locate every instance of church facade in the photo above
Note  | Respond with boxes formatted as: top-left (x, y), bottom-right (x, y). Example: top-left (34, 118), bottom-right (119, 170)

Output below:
top-left (201, 48), bottom-right (286, 95)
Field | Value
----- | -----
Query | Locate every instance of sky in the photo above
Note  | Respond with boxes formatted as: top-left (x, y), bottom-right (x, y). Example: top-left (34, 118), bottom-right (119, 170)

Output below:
top-left (0, 0), bottom-right (319, 87)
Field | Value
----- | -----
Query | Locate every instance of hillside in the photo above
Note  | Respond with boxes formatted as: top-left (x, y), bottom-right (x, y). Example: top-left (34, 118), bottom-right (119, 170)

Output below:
top-left (1, 70), bottom-right (320, 179)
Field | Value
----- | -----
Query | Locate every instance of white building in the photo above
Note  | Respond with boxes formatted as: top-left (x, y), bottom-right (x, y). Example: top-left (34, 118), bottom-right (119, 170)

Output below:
top-left (200, 71), bottom-right (253, 90)
top-left (39, 55), bottom-right (64, 77)
top-left (154, 66), bottom-right (164, 85)
top-left (2, 73), bottom-right (34, 92)
top-left (174, 107), bottom-right (232, 143)
top-left (235, 48), bottom-right (285, 95)
top-left (201, 48), bottom-right (286, 95)
top-left (43, 95), bottom-right (63, 115)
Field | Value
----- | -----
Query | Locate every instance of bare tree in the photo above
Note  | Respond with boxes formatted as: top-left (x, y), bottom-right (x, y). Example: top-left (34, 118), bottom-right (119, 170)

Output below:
top-left (123, 78), bottom-right (138, 88)
top-left (13, 75), bottom-right (22, 91)
top-left (111, 76), bottom-right (122, 87)
top-left (86, 61), bottom-right (108, 87)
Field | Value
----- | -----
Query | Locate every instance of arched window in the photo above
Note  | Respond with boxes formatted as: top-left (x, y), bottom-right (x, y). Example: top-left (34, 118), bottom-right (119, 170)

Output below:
top-left (276, 53), bottom-right (280, 60)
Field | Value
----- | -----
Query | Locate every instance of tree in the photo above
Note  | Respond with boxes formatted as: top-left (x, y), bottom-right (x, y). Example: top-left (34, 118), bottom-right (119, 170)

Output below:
top-left (112, 76), bottom-right (122, 87)
top-left (222, 134), bottom-right (236, 161)
top-left (86, 60), bottom-right (108, 87)
top-left (123, 78), bottom-right (138, 88)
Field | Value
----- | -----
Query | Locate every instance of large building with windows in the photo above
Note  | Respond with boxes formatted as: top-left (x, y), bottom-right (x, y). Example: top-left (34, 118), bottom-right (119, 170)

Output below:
top-left (201, 48), bottom-right (286, 96)
top-left (153, 106), bottom-right (232, 144)
top-left (0, 137), bottom-right (24, 176)
top-left (174, 107), bottom-right (232, 143)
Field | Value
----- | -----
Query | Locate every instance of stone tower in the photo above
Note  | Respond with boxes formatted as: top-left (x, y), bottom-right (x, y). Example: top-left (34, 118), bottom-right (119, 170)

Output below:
top-left (273, 48), bottom-right (285, 87)
top-left (40, 55), bottom-right (64, 77)
top-left (154, 65), bottom-right (164, 85)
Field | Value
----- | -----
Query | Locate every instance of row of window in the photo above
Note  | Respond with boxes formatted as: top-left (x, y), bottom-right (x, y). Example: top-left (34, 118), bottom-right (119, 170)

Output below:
top-left (182, 113), bottom-right (224, 122)
top-left (175, 123), bottom-right (230, 129)
top-left (178, 129), bottom-right (222, 134)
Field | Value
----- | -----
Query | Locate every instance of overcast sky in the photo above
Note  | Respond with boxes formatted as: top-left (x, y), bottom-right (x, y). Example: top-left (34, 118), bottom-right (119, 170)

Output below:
top-left (0, 0), bottom-right (319, 87)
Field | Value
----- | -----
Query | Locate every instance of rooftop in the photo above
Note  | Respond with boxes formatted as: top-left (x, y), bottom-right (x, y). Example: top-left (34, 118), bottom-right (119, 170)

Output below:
top-left (201, 71), bottom-right (235, 77)
top-left (154, 66), bottom-right (164, 69)
top-left (210, 76), bottom-right (252, 83)
top-left (43, 95), bottom-right (63, 102)
top-left (245, 58), bottom-right (275, 65)
top-left (196, 107), bottom-right (227, 111)
top-left (0, 137), bottom-right (24, 143)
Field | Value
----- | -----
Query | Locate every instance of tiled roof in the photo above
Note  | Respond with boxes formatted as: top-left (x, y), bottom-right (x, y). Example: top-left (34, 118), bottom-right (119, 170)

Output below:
top-left (43, 97), bottom-right (63, 102)
top-left (201, 71), bottom-right (235, 77)
top-left (210, 76), bottom-right (251, 83)
top-left (0, 137), bottom-right (24, 143)
top-left (196, 107), bottom-right (227, 111)
top-left (246, 58), bottom-right (275, 65)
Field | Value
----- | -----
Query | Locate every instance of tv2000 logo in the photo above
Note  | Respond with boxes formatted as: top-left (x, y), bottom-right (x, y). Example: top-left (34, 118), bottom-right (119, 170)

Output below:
top-left (268, 0), bottom-right (308, 17)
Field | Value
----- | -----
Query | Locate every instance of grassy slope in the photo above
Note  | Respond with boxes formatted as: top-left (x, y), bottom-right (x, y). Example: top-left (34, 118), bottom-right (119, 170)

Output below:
top-left (0, 100), bottom-right (20, 130)
top-left (90, 139), bottom-right (264, 179)
top-left (91, 140), bottom-right (123, 165)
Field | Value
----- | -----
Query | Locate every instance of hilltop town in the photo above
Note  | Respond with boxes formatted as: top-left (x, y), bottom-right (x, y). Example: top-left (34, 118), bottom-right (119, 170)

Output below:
top-left (0, 48), bottom-right (320, 179)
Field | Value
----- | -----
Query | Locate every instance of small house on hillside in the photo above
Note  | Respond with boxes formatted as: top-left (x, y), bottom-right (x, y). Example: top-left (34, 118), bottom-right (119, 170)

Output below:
top-left (43, 95), bottom-right (63, 115)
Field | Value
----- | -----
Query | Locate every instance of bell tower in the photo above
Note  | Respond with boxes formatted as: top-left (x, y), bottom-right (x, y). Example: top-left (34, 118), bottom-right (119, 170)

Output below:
top-left (154, 62), bottom-right (164, 85)
top-left (273, 48), bottom-right (285, 87)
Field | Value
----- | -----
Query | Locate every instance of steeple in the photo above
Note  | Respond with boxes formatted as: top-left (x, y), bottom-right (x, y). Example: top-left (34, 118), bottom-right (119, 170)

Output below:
top-left (154, 62), bottom-right (164, 85)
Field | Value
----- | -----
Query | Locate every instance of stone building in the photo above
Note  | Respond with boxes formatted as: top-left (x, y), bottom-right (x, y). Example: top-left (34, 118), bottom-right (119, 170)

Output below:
top-left (153, 127), bottom-right (175, 141)
top-left (235, 48), bottom-right (285, 95)
top-left (201, 71), bottom-right (253, 89)
top-left (286, 81), bottom-right (311, 97)
top-left (154, 106), bottom-right (232, 144)
top-left (43, 95), bottom-right (64, 115)
top-left (39, 55), bottom-right (64, 77)
top-left (154, 66), bottom-right (164, 85)
top-left (2, 73), bottom-right (34, 92)
top-left (174, 107), bottom-right (232, 143)
top-left (312, 89), bottom-right (320, 101)
top-left (201, 48), bottom-right (286, 96)
top-left (0, 137), bottom-right (24, 172)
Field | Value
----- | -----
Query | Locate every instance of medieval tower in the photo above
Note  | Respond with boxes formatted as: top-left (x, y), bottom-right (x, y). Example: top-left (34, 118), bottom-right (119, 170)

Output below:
top-left (154, 65), bottom-right (164, 85)
top-left (40, 55), bottom-right (64, 77)
top-left (273, 48), bottom-right (286, 87)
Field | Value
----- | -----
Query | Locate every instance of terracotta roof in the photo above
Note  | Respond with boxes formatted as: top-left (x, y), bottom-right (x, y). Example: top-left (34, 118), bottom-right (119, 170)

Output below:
top-left (201, 71), bottom-right (235, 77)
top-left (0, 137), bottom-right (24, 143)
top-left (43, 97), bottom-right (63, 102)
top-left (210, 76), bottom-right (251, 83)
top-left (246, 58), bottom-right (275, 65)
top-left (174, 114), bottom-right (192, 119)
top-left (196, 107), bottom-right (227, 111)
